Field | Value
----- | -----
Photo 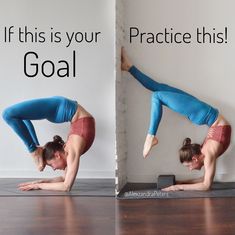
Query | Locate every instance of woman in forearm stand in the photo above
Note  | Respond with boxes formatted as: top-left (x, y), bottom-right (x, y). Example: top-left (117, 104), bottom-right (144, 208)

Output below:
top-left (121, 49), bottom-right (231, 191)
top-left (2, 96), bottom-right (95, 191)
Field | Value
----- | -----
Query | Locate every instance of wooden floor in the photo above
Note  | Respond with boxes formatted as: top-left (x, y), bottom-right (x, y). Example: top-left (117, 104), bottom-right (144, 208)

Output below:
top-left (1, 196), bottom-right (235, 235)
top-left (116, 198), bottom-right (235, 235)
top-left (0, 196), bottom-right (114, 235)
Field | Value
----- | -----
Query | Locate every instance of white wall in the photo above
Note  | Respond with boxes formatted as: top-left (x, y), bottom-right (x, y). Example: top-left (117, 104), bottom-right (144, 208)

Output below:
top-left (0, 0), bottom-right (115, 178)
top-left (123, 0), bottom-right (235, 182)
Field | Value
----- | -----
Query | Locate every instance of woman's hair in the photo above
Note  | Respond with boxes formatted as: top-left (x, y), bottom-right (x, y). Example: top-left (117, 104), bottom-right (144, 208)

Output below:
top-left (42, 135), bottom-right (65, 161)
top-left (179, 138), bottom-right (201, 163)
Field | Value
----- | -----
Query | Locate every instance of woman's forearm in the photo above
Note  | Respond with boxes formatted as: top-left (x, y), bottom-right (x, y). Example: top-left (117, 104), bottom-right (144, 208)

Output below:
top-left (178, 182), bottom-right (211, 191)
top-left (177, 177), bottom-right (204, 184)
top-left (37, 182), bottom-right (70, 192)
top-left (41, 176), bottom-right (64, 183)
top-left (163, 182), bottom-right (211, 192)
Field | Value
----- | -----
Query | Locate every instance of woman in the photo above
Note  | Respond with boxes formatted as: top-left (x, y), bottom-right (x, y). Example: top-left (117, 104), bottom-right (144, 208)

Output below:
top-left (121, 48), bottom-right (231, 191)
top-left (2, 96), bottom-right (95, 191)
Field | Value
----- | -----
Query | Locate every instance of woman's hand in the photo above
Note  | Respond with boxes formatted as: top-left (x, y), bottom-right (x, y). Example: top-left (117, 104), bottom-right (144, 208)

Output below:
top-left (162, 185), bottom-right (183, 191)
top-left (18, 183), bottom-right (40, 191)
top-left (18, 180), bottom-right (43, 188)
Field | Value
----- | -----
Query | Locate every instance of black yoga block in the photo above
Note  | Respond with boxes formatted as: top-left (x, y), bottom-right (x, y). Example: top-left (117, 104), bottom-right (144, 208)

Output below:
top-left (157, 175), bottom-right (176, 189)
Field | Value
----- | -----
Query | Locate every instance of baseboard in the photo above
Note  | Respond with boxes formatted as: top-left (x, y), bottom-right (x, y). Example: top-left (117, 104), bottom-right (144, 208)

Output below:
top-left (0, 170), bottom-right (115, 179)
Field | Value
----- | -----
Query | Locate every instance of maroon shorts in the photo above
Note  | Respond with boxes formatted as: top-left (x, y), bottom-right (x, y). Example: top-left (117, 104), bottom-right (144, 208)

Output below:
top-left (68, 117), bottom-right (95, 154)
top-left (204, 125), bottom-right (231, 155)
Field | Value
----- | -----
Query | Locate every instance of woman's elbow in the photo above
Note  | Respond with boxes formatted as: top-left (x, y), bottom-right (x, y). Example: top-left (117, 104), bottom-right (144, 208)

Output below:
top-left (63, 183), bottom-right (72, 192)
top-left (202, 182), bottom-right (211, 191)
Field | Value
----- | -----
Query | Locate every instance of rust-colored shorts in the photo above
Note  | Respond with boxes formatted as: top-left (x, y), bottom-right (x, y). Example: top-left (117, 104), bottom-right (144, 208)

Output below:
top-left (205, 125), bottom-right (231, 155)
top-left (68, 116), bottom-right (95, 154)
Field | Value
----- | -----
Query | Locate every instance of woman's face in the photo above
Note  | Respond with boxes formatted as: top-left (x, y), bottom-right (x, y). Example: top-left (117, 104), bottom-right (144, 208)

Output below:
top-left (46, 151), bottom-right (67, 171)
top-left (183, 155), bottom-right (204, 171)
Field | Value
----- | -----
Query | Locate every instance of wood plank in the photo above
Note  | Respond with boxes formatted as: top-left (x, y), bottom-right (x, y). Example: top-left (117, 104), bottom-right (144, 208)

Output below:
top-left (116, 198), bottom-right (235, 235)
top-left (0, 197), bottom-right (114, 235)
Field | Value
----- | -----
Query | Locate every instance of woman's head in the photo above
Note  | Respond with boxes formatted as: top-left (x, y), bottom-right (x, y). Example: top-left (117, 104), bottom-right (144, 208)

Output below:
top-left (179, 138), bottom-right (204, 170)
top-left (42, 135), bottom-right (67, 170)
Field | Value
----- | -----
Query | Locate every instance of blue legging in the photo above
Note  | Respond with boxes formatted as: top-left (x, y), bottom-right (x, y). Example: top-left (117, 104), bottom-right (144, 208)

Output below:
top-left (129, 66), bottom-right (219, 135)
top-left (2, 96), bottom-right (78, 153)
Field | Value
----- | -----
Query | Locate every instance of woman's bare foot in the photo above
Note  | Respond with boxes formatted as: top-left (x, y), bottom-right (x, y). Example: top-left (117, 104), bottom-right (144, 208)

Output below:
top-left (31, 147), bottom-right (45, 171)
top-left (121, 47), bottom-right (133, 71)
top-left (143, 134), bottom-right (158, 158)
